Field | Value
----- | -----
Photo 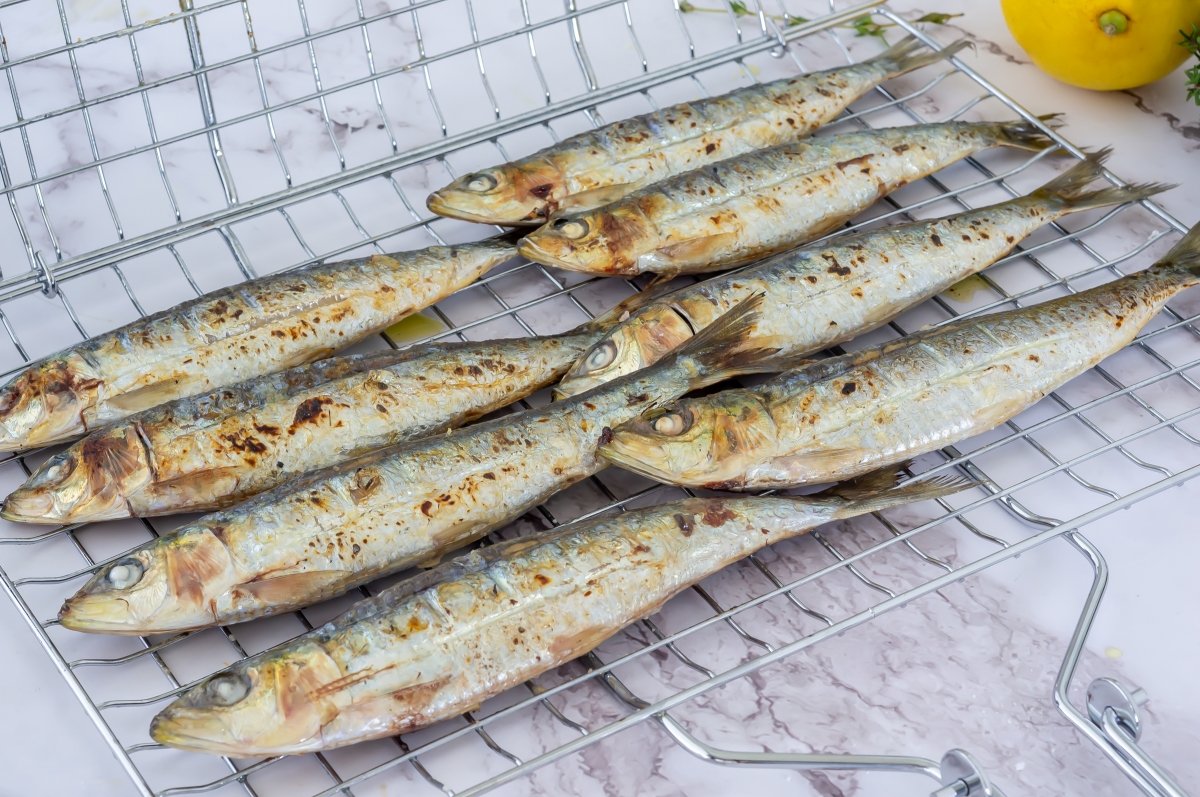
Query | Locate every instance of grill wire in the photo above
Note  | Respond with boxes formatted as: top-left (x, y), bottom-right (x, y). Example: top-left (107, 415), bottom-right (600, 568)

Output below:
top-left (0, 1), bottom-right (1195, 795)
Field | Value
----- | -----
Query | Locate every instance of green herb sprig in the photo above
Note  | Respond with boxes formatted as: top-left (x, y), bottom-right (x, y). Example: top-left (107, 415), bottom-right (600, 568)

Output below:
top-left (1182, 24), bottom-right (1200, 105)
top-left (678, 2), bottom-right (960, 39)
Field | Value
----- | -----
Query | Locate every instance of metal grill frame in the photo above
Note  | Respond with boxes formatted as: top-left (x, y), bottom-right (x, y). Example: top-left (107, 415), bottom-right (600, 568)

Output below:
top-left (0, 2), bottom-right (1194, 796)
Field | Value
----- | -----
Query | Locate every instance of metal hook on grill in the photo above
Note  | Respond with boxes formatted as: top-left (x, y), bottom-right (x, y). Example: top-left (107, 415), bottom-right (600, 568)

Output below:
top-left (593, 651), bottom-right (1007, 796)
top-left (33, 251), bottom-right (57, 299)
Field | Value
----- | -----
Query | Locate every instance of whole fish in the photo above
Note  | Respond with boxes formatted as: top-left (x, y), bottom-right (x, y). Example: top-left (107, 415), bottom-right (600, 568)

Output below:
top-left (148, 465), bottom-right (968, 755)
top-left (57, 297), bottom-right (777, 634)
top-left (599, 224), bottom-right (1200, 489)
top-left (1, 310), bottom-right (626, 524)
top-left (516, 117), bottom-right (1061, 278)
top-left (0, 238), bottom-right (515, 452)
top-left (426, 36), bottom-right (967, 225)
top-left (554, 151), bottom-right (1166, 397)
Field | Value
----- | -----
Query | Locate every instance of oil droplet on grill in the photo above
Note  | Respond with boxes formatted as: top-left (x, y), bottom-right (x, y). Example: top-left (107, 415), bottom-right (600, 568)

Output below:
top-left (944, 273), bottom-right (991, 302)
top-left (385, 312), bottom-right (448, 344)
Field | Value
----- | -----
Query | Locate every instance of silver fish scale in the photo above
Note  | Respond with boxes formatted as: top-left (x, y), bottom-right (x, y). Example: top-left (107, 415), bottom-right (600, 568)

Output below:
top-left (755, 266), bottom-right (1186, 486)
top-left (0, 4), bottom-right (1194, 797)
top-left (644, 121), bottom-right (996, 222)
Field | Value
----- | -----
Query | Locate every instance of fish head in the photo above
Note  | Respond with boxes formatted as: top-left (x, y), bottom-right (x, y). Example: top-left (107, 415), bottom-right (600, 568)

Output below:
top-left (151, 645), bottom-right (344, 755)
top-left (427, 160), bottom-right (565, 225)
top-left (0, 354), bottom-right (102, 451)
top-left (555, 305), bottom-right (695, 399)
top-left (59, 530), bottom-right (234, 634)
top-left (2, 427), bottom-right (151, 524)
top-left (599, 391), bottom-right (776, 487)
top-left (518, 204), bottom-right (654, 276)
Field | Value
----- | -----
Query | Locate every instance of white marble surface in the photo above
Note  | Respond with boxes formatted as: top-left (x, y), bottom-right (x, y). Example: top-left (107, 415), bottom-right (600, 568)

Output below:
top-left (1, 2), bottom-right (1199, 796)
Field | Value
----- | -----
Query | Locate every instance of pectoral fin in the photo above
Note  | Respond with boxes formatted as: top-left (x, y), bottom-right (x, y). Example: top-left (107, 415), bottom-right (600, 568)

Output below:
top-left (649, 231), bottom-right (742, 273)
top-left (148, 467), bottom-right (245, 512)
top-left (106, 379), bottom-right (189, 413)
top-left (559, 183), bottom-right (639, 213)
top-left (719, 447), bottom-right (874, 490)
top-left (237, 570), bottom-right (351, 606)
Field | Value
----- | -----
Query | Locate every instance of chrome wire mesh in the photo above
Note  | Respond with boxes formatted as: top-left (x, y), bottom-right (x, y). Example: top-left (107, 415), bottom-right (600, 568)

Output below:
top-left (0, 2), bottom-right (1195, 795)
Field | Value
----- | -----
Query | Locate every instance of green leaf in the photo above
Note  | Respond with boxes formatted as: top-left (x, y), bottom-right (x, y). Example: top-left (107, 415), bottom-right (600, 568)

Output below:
top-left (678, 0), bottom-right (698, 11)
top-left (1182, 24), bottom-right (1200, 106)
top-left (914, 12), bottom-right (962, 25)
top-left (728, 0), bottom-right (753, 15)
top-left (785, 14), bottom-right (809, 26)
top-left (850, 14), bottom-right (887, 39)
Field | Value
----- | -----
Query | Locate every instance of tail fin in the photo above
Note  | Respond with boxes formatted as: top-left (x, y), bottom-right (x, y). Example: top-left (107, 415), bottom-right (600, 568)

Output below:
top-left (816, 462), bottom-right (974, 517)
top-left (1157, 222), bottom-right (1200, 279)
top-left (1030, 149), bottom-right (1172, 213)
top-left (872, 35), bottom-right (972, 78)
top-left (669, 293), bottom-right (777, 386)
top-left (986, 114), bottom-right (1063, 152)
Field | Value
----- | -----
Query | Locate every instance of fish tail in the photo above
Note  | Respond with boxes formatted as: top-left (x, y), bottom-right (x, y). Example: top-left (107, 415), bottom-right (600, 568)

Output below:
top-left (986, 114), bottom-right (1063, 152)
top-left (872, 36), bottom-right (971, 78)
top-left (671, 293), bottom-right (777, 386)
top-left (1031, 149), bottom-right (1172, 213)
top-left (1153, 222), bottom-right (1200, 284)
top-left (814, 462), bottom-right (975, 517)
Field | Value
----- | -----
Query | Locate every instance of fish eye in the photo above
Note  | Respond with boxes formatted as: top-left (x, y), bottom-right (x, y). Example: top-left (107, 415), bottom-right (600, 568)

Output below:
top-left (652, 408), bottom-right (692, 437)
top-left (106, 557), bottom-right (144, 590)
top-left (465, 173), bottom-right (498, 192)
top-left (582, 341), bottom-right (617, 372)
top-left (31, 453), bottom-right (75, 486)
top-left (551, 217), bottom-right (589, 240)
top-left (204, 672), bottom-right (251, 707)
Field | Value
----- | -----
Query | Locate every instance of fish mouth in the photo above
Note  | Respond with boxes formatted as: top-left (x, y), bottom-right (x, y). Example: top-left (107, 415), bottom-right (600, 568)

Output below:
top-left (552, 374), bottom-right (602, 401)
top-left (0, 489), bottom-right (62, 524)
top-left (1, 486), bottom-right (132, 525)
top-left (150, 710), bottom-right (245, 756)
top-left (426, 191), bottom-right (541, 227)
top-left (596, 433), bottom-right (678, 484)
top-left (517, 237), bottom-right (580, 271)
top-left (151, 705), bottom-right (319, 757)
top-left (58, 594), bottom-right (147, 635)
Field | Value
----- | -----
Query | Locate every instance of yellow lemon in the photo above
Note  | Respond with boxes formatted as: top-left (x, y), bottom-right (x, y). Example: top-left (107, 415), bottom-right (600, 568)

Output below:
top-left (1001, 0), bottom-right (1200, 90)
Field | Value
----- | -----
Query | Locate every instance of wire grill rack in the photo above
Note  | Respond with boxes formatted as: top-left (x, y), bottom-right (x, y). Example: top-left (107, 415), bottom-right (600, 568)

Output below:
top-left (0, 1), bottom-right (1195, 795)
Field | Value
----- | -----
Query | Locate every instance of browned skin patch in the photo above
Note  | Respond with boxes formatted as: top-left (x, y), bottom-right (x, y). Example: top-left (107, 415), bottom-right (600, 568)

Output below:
top-left (290, 396), bottom-right (334, 433)
top-left (220, 431), bottom-right (268, 455)
top-left (930, 233), bottom-right (943, 247)
top-left (534, 573), bottom-right (551, 586)
top-left (598, 212), bottom-right (647, 261)
top-left (824, 254), bottom-right (851, 277)
top-left (834, 154), bottom-right (872, 171)
top-left (701, 502), bottom-right (737, 527)
top-left (385, 675), bottom-right (457, 733)
top-left (841, 382), bottom-right (857, 395)
top-left (673, 513), bottom-right (695, 536)
top-left (420, 500), bottom-right (435, 517)
top-left (598, 427), bottom-right (615, 446)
